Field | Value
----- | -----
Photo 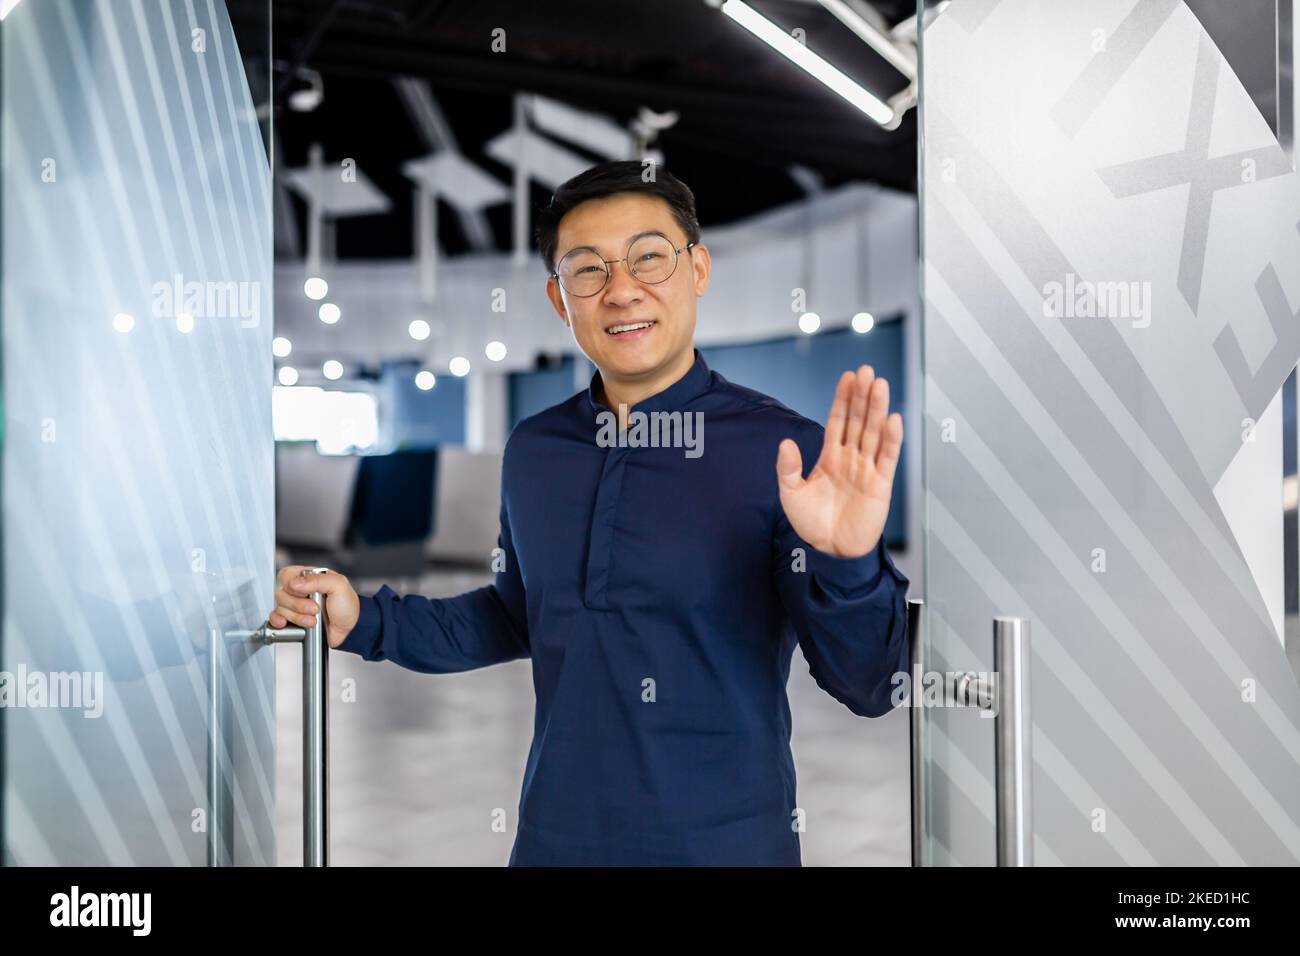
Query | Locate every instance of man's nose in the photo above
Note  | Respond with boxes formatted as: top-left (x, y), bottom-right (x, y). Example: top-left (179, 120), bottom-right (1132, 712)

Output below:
top-left (602, 259), bottom-right (643, 303)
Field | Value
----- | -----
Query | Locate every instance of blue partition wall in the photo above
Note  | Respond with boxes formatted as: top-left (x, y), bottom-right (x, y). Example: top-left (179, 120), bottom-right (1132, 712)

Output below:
top-left (509, 356), bottom-right (582, 430)
top-left (699, 324), bottom-right (907, 550)
top-left (383, 359), bottom-right (466, 449)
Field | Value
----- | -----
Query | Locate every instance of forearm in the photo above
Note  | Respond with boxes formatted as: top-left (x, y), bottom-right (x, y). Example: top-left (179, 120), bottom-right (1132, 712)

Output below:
top-left (781, 540), bottom-right (911, 717)
top-left (337, 582), bottom-right (530, 674)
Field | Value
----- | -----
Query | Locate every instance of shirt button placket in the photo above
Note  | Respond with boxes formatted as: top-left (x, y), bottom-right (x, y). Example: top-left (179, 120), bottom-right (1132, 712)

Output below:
top-left (584, 444), bottom-right (629, 609)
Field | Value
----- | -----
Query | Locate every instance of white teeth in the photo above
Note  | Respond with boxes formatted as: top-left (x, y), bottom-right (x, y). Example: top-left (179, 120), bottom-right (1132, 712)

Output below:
top-left (607, 321), bottom-right (654, 335)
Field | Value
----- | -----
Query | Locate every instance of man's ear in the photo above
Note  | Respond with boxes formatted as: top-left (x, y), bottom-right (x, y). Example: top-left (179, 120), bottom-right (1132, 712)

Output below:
top-left (544, 275), bottom-right (570, 328)
top-left (691, 242), bottom-right (711, 296)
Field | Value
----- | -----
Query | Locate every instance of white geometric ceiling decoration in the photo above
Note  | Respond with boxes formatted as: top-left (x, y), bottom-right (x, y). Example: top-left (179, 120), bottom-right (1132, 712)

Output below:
top-left (401, 151), bottom-right (510, 213)
top-left (528, 94), bottom-right (636, 159)
top-left (484, 125), bottom-right (594, 191)
top-left (393, 77), bottom-right (497, 250)
top-left (280, 161), bottom-right (392, 217)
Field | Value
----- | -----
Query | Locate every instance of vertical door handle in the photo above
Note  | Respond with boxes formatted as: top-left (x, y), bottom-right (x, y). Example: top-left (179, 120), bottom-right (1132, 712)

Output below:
top-left (907, 605), bottom-right (1033, 866)
top-left (908, 598), bottom-right (926, 867)
top-left (214, 567), bottom-right (331, 866)
top-left (993, 616), bottom-right (1032, 866)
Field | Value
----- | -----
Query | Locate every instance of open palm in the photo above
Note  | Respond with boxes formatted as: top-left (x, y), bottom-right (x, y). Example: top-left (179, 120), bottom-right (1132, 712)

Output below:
top-left (776, 366), bottom-right (903, 559)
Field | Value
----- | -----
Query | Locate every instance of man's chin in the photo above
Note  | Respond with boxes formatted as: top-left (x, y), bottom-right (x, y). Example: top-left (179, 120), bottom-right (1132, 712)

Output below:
top-left (600, 348), bottom-right (666, 380)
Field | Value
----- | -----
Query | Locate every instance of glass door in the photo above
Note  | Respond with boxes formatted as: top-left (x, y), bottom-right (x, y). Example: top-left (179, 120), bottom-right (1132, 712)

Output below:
top-left (0, 0), bottom-right (274, 865)
top-left (918, 0), bottom-right (1300, 865)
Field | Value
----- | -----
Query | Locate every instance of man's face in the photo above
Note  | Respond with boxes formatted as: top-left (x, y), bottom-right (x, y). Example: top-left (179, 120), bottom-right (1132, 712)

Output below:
top-left (545, 193), bottom-right (709, 384)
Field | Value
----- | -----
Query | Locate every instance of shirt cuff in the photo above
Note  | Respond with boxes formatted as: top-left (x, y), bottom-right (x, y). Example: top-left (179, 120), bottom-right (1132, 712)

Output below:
top-left (806, 542), bottom-right (884, 597)
top-left (336, 593), bottom-right (382, 657)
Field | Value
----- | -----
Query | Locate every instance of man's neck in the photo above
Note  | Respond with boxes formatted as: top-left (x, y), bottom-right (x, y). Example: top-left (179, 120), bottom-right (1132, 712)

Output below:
top-left (598, 348), bottom-right (696, 429)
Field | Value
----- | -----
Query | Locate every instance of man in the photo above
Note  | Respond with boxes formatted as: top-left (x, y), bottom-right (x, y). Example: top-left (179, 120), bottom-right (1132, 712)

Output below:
top-left (269, 160), bottom-right (909, 866)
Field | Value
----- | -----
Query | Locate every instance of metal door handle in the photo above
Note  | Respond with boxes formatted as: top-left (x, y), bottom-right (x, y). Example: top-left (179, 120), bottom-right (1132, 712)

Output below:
top-left (212, 567), bottom-right (330, 866)
top-left (908, 602), bottom-right (1033, 866)
top-left (992, 616), bottom-right (1032, 867)
top-left (908, 598), bottom-right (926, 867)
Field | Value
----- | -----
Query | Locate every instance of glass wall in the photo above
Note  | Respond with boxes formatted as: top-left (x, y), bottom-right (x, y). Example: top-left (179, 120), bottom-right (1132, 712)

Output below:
top-left (0, 0), bottom-right (274, 864)
top-left (919, 0), bottom-right (1300, 864)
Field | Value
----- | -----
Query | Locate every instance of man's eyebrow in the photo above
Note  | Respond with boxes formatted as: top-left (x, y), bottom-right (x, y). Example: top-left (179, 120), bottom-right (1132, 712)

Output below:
top-left (557, 243), bottom-right (597, 261)
top-left (557, 230), bottom-right (670, 262)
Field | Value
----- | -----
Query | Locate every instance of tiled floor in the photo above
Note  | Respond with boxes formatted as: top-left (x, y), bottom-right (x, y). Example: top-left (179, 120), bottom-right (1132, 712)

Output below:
top-left (275, 569), bottom-right (910, 866)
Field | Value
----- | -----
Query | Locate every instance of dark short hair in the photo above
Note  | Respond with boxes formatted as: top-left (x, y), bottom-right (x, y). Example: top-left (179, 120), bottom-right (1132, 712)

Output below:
top-left (535, 159), bottom-right (701, 273)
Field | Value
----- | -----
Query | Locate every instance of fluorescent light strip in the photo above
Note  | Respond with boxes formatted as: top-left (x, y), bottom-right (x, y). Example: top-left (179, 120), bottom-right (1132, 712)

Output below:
top-left (817, 0), bottom-right (916, 80)
top-left (721, 0), bottom-right (894, 127)
top-left (0, 0), bottom-right (24, 21)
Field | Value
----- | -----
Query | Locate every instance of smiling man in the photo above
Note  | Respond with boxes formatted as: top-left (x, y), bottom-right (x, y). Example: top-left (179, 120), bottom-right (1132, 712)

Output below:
top-left (269, 159), bottom-right (909, 866)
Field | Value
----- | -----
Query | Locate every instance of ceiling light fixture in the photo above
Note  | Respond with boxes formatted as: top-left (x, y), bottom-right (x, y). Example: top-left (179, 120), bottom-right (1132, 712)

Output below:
top-left (816, 0), bottom-right (915, 80)
top-left (719, 0), bottom-right (894, 127)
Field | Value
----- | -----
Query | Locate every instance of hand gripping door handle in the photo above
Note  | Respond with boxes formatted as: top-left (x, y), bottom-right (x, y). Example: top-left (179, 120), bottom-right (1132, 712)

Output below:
top-left (213, 567), bottom-right (330, 866)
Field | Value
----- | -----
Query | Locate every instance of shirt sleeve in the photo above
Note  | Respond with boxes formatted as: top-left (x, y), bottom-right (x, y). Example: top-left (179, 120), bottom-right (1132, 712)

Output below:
top-left (334, 493), bottom-right (531, 674)
top-left (771, 423), bottom-right (911, 718)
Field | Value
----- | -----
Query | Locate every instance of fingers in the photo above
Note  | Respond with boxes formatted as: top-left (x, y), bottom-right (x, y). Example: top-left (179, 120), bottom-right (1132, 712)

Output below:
top-left (824, 371), bottom-right (854, 446)
top-left (285, 568), bottom-right (345, 596)
top-left (271, 565), bottom-right (325, 630)
top-left (844, 366), bottom-right (874, 450)
top-left (276, 565), bottom-right (311, 591)
top-left (860, 376), bottom-right (889, 463)
top-left (269, 600), bottom-right (317, 632)
top-left (271, 588), bottom-right (320, 627)
top-left (869, 412), bottom-right (904, 492)
top-left (775, 438), bottom-right (805, 491)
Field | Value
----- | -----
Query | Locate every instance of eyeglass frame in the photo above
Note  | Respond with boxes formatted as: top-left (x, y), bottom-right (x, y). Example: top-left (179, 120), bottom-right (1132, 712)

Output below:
top-left (550, 231), bottom-right (699, 298)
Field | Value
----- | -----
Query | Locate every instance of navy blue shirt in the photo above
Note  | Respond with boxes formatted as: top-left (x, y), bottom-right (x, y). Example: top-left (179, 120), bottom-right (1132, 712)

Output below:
top-left (338, 349), bottom-right (910, 865)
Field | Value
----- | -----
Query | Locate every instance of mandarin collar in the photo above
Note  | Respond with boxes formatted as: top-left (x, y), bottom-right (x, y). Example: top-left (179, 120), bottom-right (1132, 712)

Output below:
top-left (584, 348), bottom-right (712, 418)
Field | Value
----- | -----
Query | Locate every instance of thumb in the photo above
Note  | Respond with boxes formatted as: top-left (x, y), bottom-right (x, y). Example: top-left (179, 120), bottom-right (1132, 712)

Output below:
top-left (776, 438), bottom-right (804, 492)
top-left (289, 569), bottom-right (343, 597)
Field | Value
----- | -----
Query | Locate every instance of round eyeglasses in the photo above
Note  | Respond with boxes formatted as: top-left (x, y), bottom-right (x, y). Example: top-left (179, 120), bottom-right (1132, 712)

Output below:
top-left (552, 233), bottom-right (698, 297)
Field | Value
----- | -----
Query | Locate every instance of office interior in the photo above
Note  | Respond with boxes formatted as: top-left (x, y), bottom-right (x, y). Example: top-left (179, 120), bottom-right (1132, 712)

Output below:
top-left (2, 0), bottom-right (1300, 868)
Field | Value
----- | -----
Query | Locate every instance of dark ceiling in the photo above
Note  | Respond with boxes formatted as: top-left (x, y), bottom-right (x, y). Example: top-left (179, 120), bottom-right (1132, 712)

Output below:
top-left (228, 0), bottom-right (925, 260)
top-left (230, 0), bottom-right (1282, 263)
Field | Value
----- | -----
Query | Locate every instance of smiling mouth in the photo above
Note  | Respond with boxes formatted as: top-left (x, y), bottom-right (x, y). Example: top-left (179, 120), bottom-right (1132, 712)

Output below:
top-left (605, 320), bottom-right (657, 336)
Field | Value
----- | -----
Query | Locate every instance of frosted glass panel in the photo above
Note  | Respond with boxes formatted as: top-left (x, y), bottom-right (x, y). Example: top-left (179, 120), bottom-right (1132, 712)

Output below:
top-left (1, 0), bottom-right (274, 865)
top-left (920, 0), bottom-right (1300, 865)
